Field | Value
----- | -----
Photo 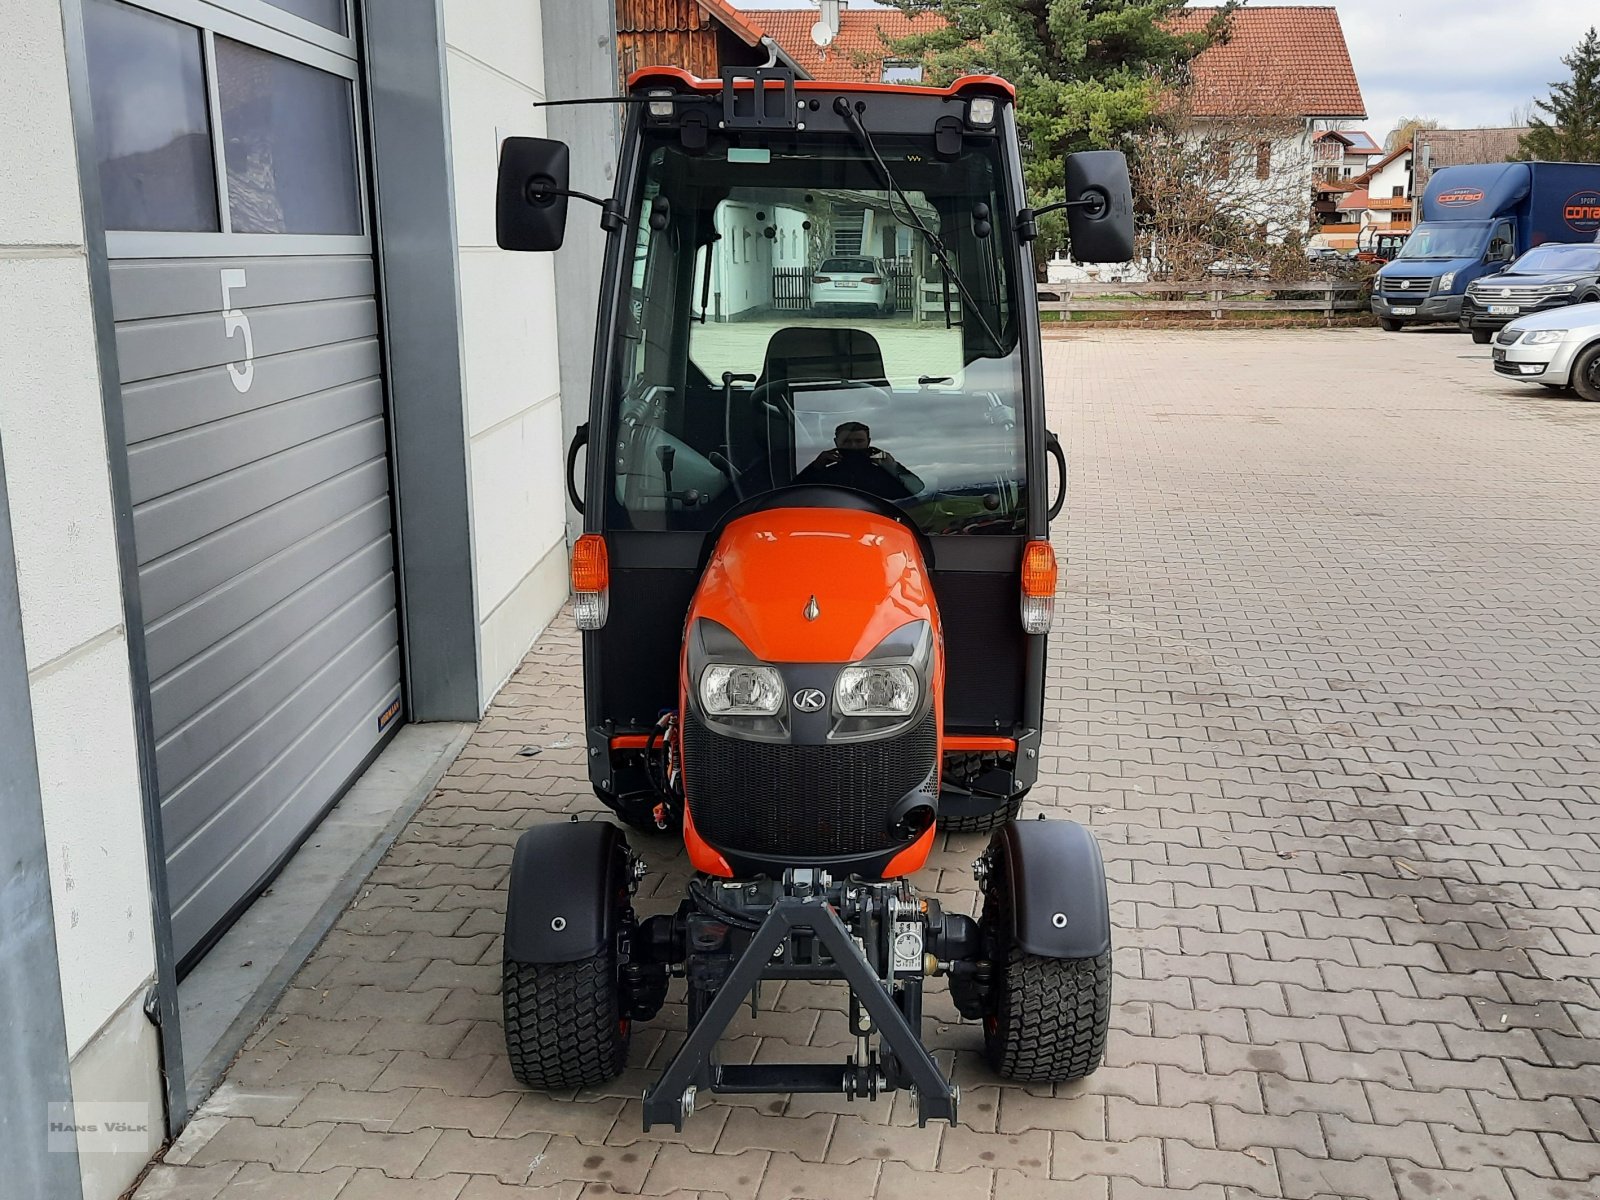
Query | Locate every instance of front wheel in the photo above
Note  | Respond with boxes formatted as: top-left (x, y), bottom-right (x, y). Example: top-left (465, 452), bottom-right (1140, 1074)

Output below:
top-left (1573, 344), bottom-right (1600, 403)
top-left (939, 793), bottom-right (1024, 834)
top-left (984, 948), bottom-right (1112, 1082)
top-left (1379, 318), bottom-right (1403, 332)
top-left (1471, 329), bottom-right (1493, 345)
top-left (504, 952), bottom-right (630, 1090)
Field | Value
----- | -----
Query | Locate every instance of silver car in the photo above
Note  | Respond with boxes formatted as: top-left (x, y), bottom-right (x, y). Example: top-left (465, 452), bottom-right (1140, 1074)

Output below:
top-left (1489, 301), bottom-right (1600, 401)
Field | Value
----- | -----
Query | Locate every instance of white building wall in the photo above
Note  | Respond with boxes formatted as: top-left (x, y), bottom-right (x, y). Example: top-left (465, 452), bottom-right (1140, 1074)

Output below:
top-left (1367, 152), bottom-right (1413, 202)
top-left (441, 0), bottom-right (570, 708)
top-left (712, 201), bottom-right (775, 319)
top-left (0, 2), bottom-right (164, 1196)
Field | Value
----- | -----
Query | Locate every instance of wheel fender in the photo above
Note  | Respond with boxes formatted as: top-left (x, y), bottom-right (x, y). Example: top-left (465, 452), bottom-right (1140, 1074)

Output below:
top-left (505, 821), bottom-right (632, 964)
top-left (990, 819), bottom-right (1111, 960)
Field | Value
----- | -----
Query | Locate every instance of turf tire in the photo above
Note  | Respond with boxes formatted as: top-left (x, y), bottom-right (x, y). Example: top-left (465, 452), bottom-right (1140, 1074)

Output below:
top-left (939, 792), bottom-right (1024, 834)
top-left (503, 952), bottom-right (629, 1090)
top-left (984, 946), bottom-right (1111, 1082)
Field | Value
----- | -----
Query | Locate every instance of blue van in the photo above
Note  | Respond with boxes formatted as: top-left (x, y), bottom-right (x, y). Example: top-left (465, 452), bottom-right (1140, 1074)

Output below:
top-left (1372, 161), bottom-right (1600, 332)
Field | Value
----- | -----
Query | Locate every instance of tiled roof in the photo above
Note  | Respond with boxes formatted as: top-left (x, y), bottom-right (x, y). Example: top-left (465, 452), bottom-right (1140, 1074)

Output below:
top-left (1336, 188), bottom-right (1370, 212)
top-left (696, 0), bottom-right (763, 46)
top-left (1414, 127), bottom-right (1529, 178)
top-left (752, 4), bottom-right (1363, 118)
top-left (1168, 7), bottom-right (1365, 119)
top-left (754, 7), bottom-right (946, 82)
top-left (1342, 129), bottom-right (1382, 154)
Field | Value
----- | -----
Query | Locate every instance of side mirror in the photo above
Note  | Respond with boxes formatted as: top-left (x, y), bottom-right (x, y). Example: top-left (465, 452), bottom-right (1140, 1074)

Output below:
top-left (1064, 150), bottom-right (1135, 264)
top-left (497, 137), bottom-right (571, 252)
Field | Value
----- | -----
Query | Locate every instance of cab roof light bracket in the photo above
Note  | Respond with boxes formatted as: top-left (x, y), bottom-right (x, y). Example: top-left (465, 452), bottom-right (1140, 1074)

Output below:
top-left (719, 65), bottom-right (798, 131)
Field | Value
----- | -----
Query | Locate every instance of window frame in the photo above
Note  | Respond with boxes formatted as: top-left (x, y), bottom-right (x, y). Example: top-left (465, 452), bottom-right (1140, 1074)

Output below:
top-left (99, 0), bottom-right (368, 259)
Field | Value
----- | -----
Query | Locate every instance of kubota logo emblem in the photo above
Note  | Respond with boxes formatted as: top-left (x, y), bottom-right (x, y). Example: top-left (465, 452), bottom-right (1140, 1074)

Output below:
top-left (793, 689), bottom-right (826, 713)
top-left (1564, 190), bottom-right (1600, 233)
top-left (1438, 188), bottom-right (1485, 207)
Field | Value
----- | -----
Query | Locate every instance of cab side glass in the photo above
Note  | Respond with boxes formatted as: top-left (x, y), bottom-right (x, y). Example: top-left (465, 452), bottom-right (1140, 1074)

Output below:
top-left (1063, 151), bottom-right (1135, 264)
top-left (497, 137), bottom-right (571, 252)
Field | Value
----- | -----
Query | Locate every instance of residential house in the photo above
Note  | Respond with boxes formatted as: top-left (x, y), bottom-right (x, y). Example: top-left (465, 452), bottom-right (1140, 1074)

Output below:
top-left (1315, 128), bottom-right (1384, 180)
top-left (616, 0), bottom-right (805, 84)
top-left (1166, 6), bottom-right (1366, 230)
top-left (761, 4), bottom-right (1367, 275)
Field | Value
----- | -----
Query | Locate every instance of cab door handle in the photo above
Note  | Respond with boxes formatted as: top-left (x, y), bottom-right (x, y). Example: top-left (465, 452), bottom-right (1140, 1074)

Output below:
top-left (566, 422), bottom-right (589, 514)
top-left (1045, 430), bottom-right (1067, 521)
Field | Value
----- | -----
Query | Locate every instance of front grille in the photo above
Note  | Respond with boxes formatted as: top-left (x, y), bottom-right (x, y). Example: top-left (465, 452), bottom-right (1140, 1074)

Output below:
top-left (1381, 276), bottom-right (1434, 297)
top-left (1496, 328), bottom-right (1523, 346)
top-left (682, 710), bottom-right (937, 858)
top-left (1470, 283), bottom-right (1553, 299)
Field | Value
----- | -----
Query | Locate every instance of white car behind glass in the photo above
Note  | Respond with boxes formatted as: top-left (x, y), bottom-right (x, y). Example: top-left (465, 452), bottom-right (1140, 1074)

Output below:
top-left (810, 257), bottom-right (894, 316)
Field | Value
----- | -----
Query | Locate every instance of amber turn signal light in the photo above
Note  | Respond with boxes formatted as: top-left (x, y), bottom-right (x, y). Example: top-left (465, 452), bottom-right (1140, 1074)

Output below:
top-left (571, 533), bottom-right (610, 629)
top-left (1020, 539), bottom-right (1057, 634)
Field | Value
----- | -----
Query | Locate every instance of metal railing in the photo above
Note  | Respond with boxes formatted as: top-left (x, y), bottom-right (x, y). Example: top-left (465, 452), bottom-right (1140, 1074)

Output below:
top-left (1037, 279), bottom-right (1366, 321)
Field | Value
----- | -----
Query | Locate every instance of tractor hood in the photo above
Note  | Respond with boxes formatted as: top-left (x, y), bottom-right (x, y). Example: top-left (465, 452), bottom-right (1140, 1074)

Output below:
top-left (691, 506), bottom-right (937, 665)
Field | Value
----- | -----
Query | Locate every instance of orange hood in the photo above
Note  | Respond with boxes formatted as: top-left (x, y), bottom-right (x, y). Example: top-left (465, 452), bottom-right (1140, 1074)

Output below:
top-left (690, 507), bottom-right (937, 664)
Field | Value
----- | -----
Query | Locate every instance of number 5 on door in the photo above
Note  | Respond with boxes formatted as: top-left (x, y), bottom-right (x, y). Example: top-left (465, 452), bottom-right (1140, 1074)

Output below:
top-left (220, 267), bottom-right (254, 393)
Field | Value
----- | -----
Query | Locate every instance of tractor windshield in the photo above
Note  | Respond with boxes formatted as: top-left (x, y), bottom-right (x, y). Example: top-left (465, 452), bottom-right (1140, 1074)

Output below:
top-left (605, 130), bottom-right (1028, 535)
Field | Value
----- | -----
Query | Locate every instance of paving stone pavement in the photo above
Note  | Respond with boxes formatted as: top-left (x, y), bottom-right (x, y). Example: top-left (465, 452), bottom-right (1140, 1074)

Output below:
top-left (137, 329), bottom-right (1600, 1199)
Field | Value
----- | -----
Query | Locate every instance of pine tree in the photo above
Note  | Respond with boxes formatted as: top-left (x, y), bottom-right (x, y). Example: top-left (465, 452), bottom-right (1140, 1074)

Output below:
top-left (1517, 27), bottom-right (1600, 162)
top-left (885, 1), bottom-right (1241, 257)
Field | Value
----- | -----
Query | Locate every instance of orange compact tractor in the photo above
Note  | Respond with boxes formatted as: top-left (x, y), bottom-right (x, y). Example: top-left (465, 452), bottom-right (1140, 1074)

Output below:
top-left (493, 64), bottom-right (1133, 1128)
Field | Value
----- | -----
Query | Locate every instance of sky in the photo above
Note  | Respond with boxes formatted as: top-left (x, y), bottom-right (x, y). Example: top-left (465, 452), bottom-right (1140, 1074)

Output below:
top-left (730, 1), bottom-right (1597, 148)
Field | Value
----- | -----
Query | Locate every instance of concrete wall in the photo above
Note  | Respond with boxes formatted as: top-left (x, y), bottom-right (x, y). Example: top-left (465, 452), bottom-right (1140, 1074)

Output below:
top-left (0, 2), bottom-right (164, 1196)
top-left (441, 0), bottom-right (569, 707)
top-left (541, 3), bottom-right (618, 543)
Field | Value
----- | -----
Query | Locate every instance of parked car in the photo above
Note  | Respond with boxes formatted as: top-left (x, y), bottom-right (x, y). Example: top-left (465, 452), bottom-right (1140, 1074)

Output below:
top-left (1460, 243), bottom-right (1600, 343)
top-left (810, 256), bottom-right (894, 315)
top-left (1372, 160), bottom-right (1600, 331)
top-left (1488, 302), bottom-right (1600, 401)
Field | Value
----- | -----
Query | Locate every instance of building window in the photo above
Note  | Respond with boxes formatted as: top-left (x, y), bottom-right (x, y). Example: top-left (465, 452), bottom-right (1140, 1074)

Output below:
top-left (1255, 142), bottom-right (1272, 181)
top-left (882, 60), bottom-right (924, 84)
top-left (82, 0), bottom-right (219, 232)
top-left (216, 38), bottom-right (362, 234)
top-left (1211, 141), bottom-right (1233, 174)
top-left (1342, 167), bottom-right (1353, 177)
top-left (260, 0), bottom-right (348, 35)
top-left (1392, 186), bottom-right (1404, 198)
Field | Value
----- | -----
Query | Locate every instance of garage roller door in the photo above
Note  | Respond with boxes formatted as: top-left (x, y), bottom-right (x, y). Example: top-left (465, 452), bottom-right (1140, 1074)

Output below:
top-left (84, 0), bottom-right (402, 967)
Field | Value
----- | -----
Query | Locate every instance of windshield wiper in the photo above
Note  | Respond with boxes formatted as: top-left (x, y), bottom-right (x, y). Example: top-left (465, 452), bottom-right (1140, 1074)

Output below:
top-left (833, 98), bottom-right (1005, 352)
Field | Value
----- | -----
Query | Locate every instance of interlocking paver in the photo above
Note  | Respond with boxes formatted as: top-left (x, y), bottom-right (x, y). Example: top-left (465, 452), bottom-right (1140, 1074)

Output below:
top-left (135, 331), bottom-right (1600, 1197)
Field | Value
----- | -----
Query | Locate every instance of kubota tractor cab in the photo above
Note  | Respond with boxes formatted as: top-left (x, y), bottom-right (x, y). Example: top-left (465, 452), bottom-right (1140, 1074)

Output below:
top-left (494, 65), bottom-right (1133, 1129)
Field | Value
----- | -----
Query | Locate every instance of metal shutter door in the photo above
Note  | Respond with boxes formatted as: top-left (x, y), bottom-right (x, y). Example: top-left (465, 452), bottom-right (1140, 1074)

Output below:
top-left (108, 253), bottom-right (402, 966)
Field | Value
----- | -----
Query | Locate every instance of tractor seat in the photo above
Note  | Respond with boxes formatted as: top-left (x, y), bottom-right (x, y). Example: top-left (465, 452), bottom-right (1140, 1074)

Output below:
top-left (743, 327), bottom-right (890, 492)
top-left (754, 325), bottom-right (888, 395)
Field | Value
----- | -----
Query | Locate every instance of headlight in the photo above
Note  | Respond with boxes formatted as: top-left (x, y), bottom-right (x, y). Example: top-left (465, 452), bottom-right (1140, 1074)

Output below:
top-left (699, 664), bottom-right (784, 716)
top-left (835, 665), bottom-right (919, 716)
top-left (1438, 272), bottom-right (1456, 291)
top-left (1545, 283), bottom-right (1580, 294)
top-left (1525, 330), bottom-right (1568, 345)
